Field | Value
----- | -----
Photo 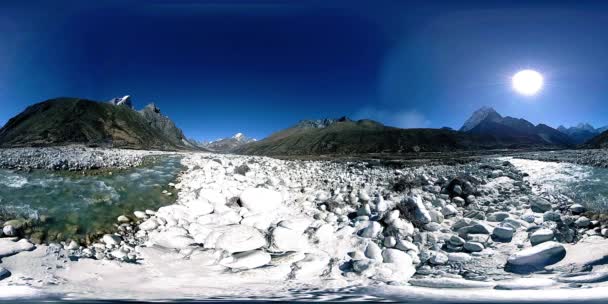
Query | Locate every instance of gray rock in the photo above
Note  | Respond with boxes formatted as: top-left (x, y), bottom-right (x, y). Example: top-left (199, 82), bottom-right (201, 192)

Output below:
top-left (449, 235), bottom-right (465, 246)
top-left (506, 241), bottom-right (566, 273)
top-left (464, 241), bottom-right (484, 252)
top-left (569, 204), bottom-right (585, 215)
top-left (0, 267), bottom-right (11, 280)
top-left (492, 226), bottom-right (514, 241)
top-left (406, 195), bottom-right (432, 224)
top-left (575, 216), bottom-right (591, 228)
top-left (365, 242), bottom-right (383, 261)
top-left (530, 228), bottom-right (554, 245)
top-left (531, 197), bottom-right (552, 213)
top-left (441, 204), bottom-right (458, 217)
top-left (429, 251), bottom-right (449, 265)
top-left (2, 225), bottom-right (16, 237)
top-left (360, 221), bottom-right (382, 238)
top-left (543, 211), bottom-right (561, 222)
top-left (488, 212), bottom-right (510, 222)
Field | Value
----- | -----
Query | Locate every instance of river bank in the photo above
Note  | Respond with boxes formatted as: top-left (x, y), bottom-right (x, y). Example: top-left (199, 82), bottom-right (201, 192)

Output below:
top-left (1, 150), bottom-right (608, 301)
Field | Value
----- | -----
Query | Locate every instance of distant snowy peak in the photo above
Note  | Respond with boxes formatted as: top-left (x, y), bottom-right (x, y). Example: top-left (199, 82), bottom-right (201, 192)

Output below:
top-left (199, 133), bottom-right (256, 152)
top-left (460, 106), bottom-right (502, 132)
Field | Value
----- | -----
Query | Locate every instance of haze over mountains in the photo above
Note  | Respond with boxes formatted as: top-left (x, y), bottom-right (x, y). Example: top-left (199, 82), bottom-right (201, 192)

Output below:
top-left (1, 98), bottom-right (608, 154)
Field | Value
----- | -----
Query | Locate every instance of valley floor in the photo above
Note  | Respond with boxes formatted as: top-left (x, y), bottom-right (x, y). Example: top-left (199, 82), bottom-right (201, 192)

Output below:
top-left (1, 148), bottom-right (608, 302)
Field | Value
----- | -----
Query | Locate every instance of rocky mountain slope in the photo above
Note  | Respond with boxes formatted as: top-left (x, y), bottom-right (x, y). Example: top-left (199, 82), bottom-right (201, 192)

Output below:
top-left (0, 98), bottom-right (197, 150)
top-left (461, 107), bottom-right (574, 147)
top-left (199, 133), bottom-right (256, 153)
top-left (234, 117), bottom-right (517, 156)
top-left (558, 123), bottom-right (608, 145)
top-left (585, 129), bottom-right (608, 148)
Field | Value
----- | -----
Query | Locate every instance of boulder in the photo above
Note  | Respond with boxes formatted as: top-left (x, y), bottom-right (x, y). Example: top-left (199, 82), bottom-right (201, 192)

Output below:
top-left (530, 228), bottom-right (554, 245)
top-left (270, 226), bottom-right (308, 252)
top-left (214, 225), bottom-right (267, 253)
top-left (239, 188), bottom-right (282, 213)
top-left (464, 241), bottom-right (484, 252)
top-left (360, 221), bottom-right (382, 238)
top-left (575, 216), bottom-right (591, 228)
top-left (405, 195), bottom-right (432, 224)
top-left (569, 204), bottom-right (585, 215)
top-left (506, 241), bottom-right (566, 273)
top-left (530, 197), bottom-right (552, 213)
top-left (102, 234), bottom-right (122, 246)
top-left (139, 219), bottom-right (159, 231)
top-left (365, 242), bottom-right (383, 261)
top-left (492, 226), bottom-right (514, 241)
top-left (0, 267), bottom-right (11, 281)
top-left (0, 239), bottom-right (35, 258)
top-left (2, 225), bottom-right (16, 237)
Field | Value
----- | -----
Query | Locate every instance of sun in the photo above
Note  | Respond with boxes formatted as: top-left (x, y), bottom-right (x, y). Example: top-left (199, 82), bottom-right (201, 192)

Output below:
top-left (512, 69), bottom-right (543, 96)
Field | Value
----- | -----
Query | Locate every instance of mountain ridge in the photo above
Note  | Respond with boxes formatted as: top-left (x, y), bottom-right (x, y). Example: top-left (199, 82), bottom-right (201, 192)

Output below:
top-left (0, 97), bottom-right (199, 150)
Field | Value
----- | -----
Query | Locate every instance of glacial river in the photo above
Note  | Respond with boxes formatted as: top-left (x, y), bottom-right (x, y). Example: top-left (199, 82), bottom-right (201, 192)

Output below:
top-left (508, 158), bottom-right (608, 212)
top-left (0, 155), bottom-right (183, 243)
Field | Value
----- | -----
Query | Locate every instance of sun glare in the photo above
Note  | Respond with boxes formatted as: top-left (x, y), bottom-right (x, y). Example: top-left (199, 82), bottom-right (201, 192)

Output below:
top-left (512, 69), bottom-right (543, 96)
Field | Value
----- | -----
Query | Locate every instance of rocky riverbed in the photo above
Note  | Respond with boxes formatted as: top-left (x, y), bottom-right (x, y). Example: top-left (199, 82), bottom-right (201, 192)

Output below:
top-left (1, 150), bottom-right (608, 301)
top-left (0, 146), bottom-right (173, 171)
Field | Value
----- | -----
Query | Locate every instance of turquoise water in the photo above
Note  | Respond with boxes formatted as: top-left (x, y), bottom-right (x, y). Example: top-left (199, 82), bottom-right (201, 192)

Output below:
top-left (508, 158), bottom-right (608, 212)
top-left (0, 155), bottom-right (183, 243)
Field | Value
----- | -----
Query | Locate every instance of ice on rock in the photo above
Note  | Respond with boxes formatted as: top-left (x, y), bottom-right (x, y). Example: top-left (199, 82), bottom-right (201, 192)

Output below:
top-left (239, 187), bottom-right (283, 213)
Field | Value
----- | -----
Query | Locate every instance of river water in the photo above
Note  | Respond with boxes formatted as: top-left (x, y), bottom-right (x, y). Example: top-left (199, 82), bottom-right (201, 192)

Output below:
top-left (508, 157), bottom-right (608, 212)
top-left (0, 155), bottom-right (183, 243)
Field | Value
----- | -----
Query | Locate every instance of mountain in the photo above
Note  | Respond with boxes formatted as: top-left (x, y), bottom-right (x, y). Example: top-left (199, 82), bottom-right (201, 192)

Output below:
top-left (138, 103), bottom-right (199, 148)
top-left (586, 130), bottom-right (608, 148)
top-left (234, 117), bottom-right (521, 156)
top-left (460, 106), bottom-right (503, 132)
top-left (557, 123), bottom-right (606, 145)
top-left (0, 97), bottom-right (197, 150)
top-left (200, 133), bottom-right (256, 152)
top-left (461, 107), bottom-right (574, 147)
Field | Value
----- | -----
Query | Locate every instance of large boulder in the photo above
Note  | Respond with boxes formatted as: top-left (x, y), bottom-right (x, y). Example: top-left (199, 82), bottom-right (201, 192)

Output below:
top-left (239, 188), bottom-right (283, 213)
top-left (403, 195), bottom-right (431, 224)
top-left (506, 241), bottom-right (566, 273)
top-left (214, 225), bottom-right (267, 253)
top-left (0, 239), bottom-right (35, 258)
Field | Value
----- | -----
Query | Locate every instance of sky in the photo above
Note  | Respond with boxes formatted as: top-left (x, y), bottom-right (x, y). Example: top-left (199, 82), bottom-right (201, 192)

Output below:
top-left (2, 0), bottom-right (608, 141)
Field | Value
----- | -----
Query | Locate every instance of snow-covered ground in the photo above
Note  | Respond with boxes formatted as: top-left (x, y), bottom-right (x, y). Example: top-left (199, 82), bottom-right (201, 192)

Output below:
top-left (1, 151), bottom-right (608, 301)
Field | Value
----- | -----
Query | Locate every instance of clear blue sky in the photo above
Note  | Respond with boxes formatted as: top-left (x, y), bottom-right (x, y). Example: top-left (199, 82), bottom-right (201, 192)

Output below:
top-left (2, 0), bottom-right (608, 141)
